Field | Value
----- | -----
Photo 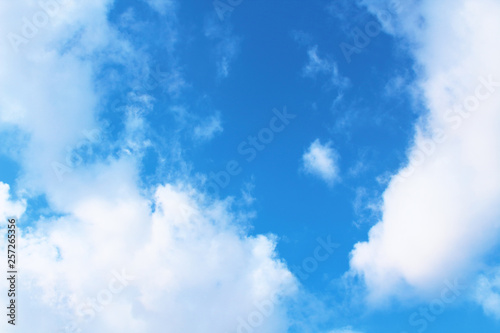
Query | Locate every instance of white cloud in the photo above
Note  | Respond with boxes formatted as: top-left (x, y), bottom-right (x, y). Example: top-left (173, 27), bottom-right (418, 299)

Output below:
top-left (350, 0), bottom-right (500, 303)
top-left (143, 0), bottom-right (175, 15)
top-left (302, 139), bottom-right (340, 185)
top-left (204, 17), bottom-right (241, 79)
top-left (167, 105), bottom-right (224, 143)
top-left (193, 113), bottom-right (223, 141)
top-left (1, 161), bottom-right (298, 332)
top-left (474, 268), bottom-right (500, 320)
top-left (0, 0), bottom-right (138, 196)
top-left (303, 45), bottom-right (334, 76)
top-left (303, 45), bottom-right (350, 89)
top-left (0, 182), bottom-right (25, 222)
top-left (329, 327), bottom-right (364, 333)
top-left (0, 1), bottom-right (301, 332)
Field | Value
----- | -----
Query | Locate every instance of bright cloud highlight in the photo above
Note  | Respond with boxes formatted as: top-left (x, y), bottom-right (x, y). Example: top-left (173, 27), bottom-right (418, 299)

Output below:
top-left (302, 139), bottom-right (340, 185)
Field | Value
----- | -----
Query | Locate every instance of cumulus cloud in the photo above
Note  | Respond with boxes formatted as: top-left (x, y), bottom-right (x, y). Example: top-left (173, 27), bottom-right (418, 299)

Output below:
top-left (350, 0), bottom-right (500, 302)
top-left (0, 1), bottom-right (301, 332)
top-left (302, 139), bottom-right (340, 185)
top-left (1, 161), bottom-right (298, 332)
top-left (0, 182), bottom-right (25, 221)
top-left (0, 0), bottom-right (139, 197)
top-left (474, 268), bottom-right (500, 320)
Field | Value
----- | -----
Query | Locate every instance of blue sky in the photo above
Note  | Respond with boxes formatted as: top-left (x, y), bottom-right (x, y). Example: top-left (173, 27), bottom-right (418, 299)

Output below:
top-left (1, 0), bottom-right (500, 332)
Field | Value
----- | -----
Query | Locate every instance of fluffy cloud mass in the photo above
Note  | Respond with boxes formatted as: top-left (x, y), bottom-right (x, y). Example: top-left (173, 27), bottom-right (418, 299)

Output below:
top-left (0, 1), bottom-right (298, 332)
top-left (350, 0), bottom-right (500, 303)
top-left (1, 168), bottom-right (297, 332)
top-left (0, 183), bottom-right (25, 221)
top-left (474, 268), bottom-right (500, 320)
top-left (302, 139), bottom-right (340, 185)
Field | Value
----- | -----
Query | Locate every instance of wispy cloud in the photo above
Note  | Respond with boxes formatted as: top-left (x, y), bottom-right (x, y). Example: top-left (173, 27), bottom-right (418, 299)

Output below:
top-left (329, 327), bottom-right (364, 333)
top-left (193, 112), bottom-right (224, 141)
top-left (204, 16), bottom-right (241, 79)
top-left (143, 0), bottom-right (175, 15)
top-left (303, 45), bottom-right (350, 89)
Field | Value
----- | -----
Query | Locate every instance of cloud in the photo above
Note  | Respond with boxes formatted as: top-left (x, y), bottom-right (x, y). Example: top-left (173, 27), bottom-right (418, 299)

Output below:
top-left (291, 30), bottom-right (314, 47)
top-left (143, 0), bottom-right (175, 15)
top-left (0, 182), bottom-right (25, 221)
top-left (0, 1), bottom-right (302, 332)
top-left (474, 268), bottom-right (500, 320)
top-left (302, 139), bottom-right (340, 185)
top-left (204, 16), bottom-right (241, 79)
top-left (350, 0), bottom-right (500, 302)
top-left (193, 112), bottom-right (223, 141)
top-left (166, 105), bottom-right (224, 143)
top-left (329, 327), bottom-right (364, 333)
top-left (303, 45), bottom-right (350, 89)
top-left (0, 0), bottom-right (140, 196)
top-left (327, 0), bottom-right (365, 27)
top-left (1, 160), bottom-right (298, 332)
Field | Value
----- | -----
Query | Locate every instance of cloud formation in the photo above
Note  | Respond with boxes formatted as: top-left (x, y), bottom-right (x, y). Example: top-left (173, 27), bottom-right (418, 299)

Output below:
top-left (474, 268), bottom-right (500, 320)
top-left (204, 16), bottom-right (241, 79)
top-left (329, 328), bottom-right (364, 333)
top-left (303, 45), bottom-right (350, 89)
top-left (302, 139), bottom-right (340, 185)
top-left (1, 166), bottom-right (298, 332)
top-left (350, 0), bottom-right (500, 303)
top-left (193, 112), bottom-right (224, 141)
top-left (0, 1), bottom-right (300, 332)
top-left (0, 183), bottom-right (25, 221)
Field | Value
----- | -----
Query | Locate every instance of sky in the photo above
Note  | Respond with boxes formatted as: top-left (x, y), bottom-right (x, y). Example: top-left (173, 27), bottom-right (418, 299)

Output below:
top-left (1, 0), bottom-right (500, 332)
